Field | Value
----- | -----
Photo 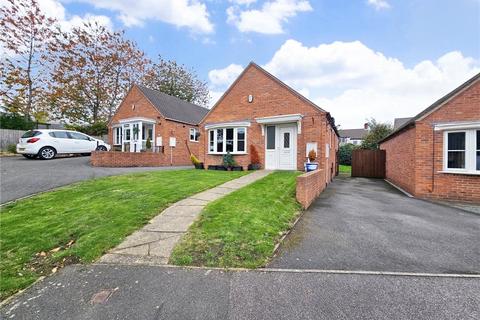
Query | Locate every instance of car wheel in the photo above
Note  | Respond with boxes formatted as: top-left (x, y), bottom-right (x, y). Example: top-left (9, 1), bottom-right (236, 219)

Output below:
top-left (22, 154), bottom-right (36, 159)
top-left (38, 147), bottom-right (56, 160)
top-left (96, 145), bottom-right (107, 151)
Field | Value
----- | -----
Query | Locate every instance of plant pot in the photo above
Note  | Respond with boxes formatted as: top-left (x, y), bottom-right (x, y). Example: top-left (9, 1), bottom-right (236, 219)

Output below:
top-left (194, 163), bottom-right (204, 169)
top-left (208, 165), bottom-right (217, 170)
top-left (218, 165), bottom-right (228, 171)
top-left (231, 166), bottom-right (243, 171)
top-left (305, 162), bottom-right (318, 172)
top-left (248, 163), bottom-right (261, 171)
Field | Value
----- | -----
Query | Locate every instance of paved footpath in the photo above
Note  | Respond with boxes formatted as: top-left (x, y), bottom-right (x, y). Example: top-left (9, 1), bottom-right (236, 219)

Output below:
top-left (99, 170), bottom-right (272, 265)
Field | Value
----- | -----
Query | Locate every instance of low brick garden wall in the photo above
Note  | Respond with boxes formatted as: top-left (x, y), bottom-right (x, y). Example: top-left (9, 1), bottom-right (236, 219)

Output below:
top-left (296, 169), bottom-right (326, 209)
top-left (91, 151), bottom-right (185, 167)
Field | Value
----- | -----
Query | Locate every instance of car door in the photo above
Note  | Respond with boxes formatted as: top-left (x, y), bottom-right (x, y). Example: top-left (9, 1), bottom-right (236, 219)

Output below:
top-left (49, 131), bottom-right (73, 153)
top-left (67, 132), bottom-right (93, 153)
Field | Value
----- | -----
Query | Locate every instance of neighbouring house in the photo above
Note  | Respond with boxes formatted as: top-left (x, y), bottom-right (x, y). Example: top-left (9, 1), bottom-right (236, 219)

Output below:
top-left (339, 124), bottom-right (369, 146)
top-left (198, 62), bottom-right (339, 181)
top-left (393, 117), bottom-right (412, 130)
top-left (98, 84), bottom-right (208, 166)
top-left (380, 73), bottom-right (480, 203)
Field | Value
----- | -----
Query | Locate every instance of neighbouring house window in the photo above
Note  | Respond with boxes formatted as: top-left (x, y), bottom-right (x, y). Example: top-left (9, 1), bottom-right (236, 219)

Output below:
top-left (266, 126), bottom-right (275, 150)
top-left (444, 129), bottom-right (479, 173)
top-left (447, 132), bottom-right (465, 169)
top-left (190, 128), bottom-right (199, 142)
top-left (477, 130), bottom-right (480, 171)
top-left (114, 127), bottom-right (122, 145)
top-left (208, 127), bottom-right (247, 154)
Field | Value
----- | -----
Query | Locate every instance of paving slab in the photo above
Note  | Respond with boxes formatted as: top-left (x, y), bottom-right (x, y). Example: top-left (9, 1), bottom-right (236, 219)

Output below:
top-left (99, 170), bottom-right (272, 266)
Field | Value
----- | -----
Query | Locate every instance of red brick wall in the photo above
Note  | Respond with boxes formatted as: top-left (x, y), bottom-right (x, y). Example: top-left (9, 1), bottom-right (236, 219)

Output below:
top-left (108, 85), bottom-right (200, 166)
top-left (380, 126), bottom-right (416, 195)
top-left (91, 151), bottom-right (184, 167)
top-left (199, 64), bottom-right (338, 178)
top-left (296, 169), bottom-right (326, 209)
top-left (381, 80), bottom-right (480, 202)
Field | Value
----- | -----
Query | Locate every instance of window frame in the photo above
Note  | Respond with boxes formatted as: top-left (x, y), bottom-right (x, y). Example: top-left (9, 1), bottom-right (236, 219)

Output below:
top-left (443, 129), bottom-right (479, 174)
top-left (189, 128), bottom-right (199, 142)
top-left (207, 127), bottom-right (248, 155)
top-left (113, 127), bottom-right (122, 145)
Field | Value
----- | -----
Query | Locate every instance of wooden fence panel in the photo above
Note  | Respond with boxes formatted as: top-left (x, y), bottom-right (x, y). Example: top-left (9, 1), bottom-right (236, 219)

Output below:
top-left (0, 129), bottom-right (25, 150)
top-left (351, 149), bottom-right (386, 178)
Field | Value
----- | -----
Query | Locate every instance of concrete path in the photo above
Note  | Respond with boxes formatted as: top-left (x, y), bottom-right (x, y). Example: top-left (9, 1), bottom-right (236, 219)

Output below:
top-left (0, 156), bottom-right (192, 204)
top-left (99, 170), bottom-right (272, 265)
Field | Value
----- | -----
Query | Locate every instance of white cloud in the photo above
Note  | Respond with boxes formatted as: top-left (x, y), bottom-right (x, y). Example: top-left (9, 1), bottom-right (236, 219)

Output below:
top-left (208, 64), bottom-right (244, 88)
top-left (367, 0), bottom-right (391, 11)
top-left (36, 0), bottom-right (113, 31)
top-left (227, 0), bottom-right (312, 34)
top-left (72, 0), bottom-right (214, 33)
top-left (229, 0), bottom-right (257, 5)
top-left (262, 39), bottom-right (479, 128)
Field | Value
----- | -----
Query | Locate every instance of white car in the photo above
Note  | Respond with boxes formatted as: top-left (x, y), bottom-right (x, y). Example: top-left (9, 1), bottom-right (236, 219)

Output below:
top-left (16, 129), bottom-right (110, 160)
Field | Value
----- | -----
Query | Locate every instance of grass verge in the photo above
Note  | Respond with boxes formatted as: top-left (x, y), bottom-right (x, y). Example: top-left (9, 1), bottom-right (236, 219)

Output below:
top-left (170, 171), bottom-right (301, 268)
top-left (0, 169), bottom-right (246, 300)
top-left (339, 165), bottom-right (351, 174)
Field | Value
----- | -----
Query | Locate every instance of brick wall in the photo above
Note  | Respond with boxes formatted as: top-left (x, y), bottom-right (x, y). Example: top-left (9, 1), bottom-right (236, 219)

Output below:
top-left (108, 85), bottom-right (200, 166)
top-left (199, 64), bottom-right (338, 178)
top-left (380, 80), bottom-right (480, 202)
top-left (91, 151), bottom-right (193, 167)
top-left (296, 169), bottom-right (326, 209)
top-left (380, 126), bottom-right (416, 195)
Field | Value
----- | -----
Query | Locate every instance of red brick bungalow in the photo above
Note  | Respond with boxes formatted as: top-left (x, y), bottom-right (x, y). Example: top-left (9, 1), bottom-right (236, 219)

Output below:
top-left (198, 62), bottom-right (339, 181)
top-left (380, 73), bottom-right (480, 203)
top-left (93, 85), bottom-right (208, 167)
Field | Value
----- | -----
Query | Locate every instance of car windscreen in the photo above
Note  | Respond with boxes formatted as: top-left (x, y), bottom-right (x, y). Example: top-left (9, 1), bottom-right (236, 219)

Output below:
top-left (21, 131), bottom-right (41, 138)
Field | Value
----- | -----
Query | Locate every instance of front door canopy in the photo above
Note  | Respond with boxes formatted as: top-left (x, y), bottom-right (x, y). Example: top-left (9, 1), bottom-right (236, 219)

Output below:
top-left (255, 114), bottom-right (303, 135)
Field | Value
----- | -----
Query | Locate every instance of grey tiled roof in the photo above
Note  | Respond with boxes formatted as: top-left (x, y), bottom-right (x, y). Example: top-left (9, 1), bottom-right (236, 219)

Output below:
top-left (137, 85), bottom-right (209, 125)
top-left (338, 128), bottom-right (369, 139)
top-left (393, 117), bottom-right (412, 130)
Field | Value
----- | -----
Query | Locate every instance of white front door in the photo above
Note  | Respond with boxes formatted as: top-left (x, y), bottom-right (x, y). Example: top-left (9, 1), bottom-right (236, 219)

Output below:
top-left (265, 124), bottom-right (297, 170)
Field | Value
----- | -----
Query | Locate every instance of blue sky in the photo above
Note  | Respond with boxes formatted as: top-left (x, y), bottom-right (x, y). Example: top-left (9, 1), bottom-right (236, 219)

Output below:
top-left (31, 0), bottom-right (480, 127)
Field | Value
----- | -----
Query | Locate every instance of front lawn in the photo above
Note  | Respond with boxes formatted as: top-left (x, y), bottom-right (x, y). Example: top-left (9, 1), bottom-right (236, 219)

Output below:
top-left (170, 171), bottom-right (301, 268)
top-left (0, 169), bottom-right (246, 300)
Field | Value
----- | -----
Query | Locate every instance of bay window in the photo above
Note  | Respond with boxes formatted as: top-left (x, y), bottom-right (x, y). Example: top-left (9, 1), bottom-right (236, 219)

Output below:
top-left (443, 129), bottom-right (480, 174)
top-left (208, 127), bottom-right (247, 154)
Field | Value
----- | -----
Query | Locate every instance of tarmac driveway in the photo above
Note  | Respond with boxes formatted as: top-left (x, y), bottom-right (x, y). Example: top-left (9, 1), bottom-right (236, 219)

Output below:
top-left (0, 156), bottom-right (191, 204)
top-left (269, 176), bottom-right (480, 274)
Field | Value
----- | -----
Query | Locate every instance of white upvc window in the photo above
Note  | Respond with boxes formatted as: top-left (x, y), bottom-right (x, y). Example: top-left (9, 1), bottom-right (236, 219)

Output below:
top-left (443, 129), bottom-right (480, 174)
top-left (208, 127), bottom-right (247, 154)
top-left (114, 127), bottom-right (122, 145)
top-left (190, 128), bottom-right (199, 142)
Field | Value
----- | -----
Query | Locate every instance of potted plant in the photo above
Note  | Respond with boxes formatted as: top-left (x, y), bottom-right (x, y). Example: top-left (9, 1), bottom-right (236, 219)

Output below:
top-left (248, 145), bottom-right (261, 170)
top-left (222, 152), bottom-right (236, 170)
top-left (190, 154), bottom-right (204, 169)
top-left (145, 137), bottom-right (152, 151)
top-left (305, 149), bottom-right (319, 172)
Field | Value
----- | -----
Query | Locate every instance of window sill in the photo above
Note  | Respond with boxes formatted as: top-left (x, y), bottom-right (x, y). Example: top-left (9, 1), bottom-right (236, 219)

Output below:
top-left (438, 171), bottom-right (480, 176)
top-left (208, 152), bottom-right (248, 156)
top-left (189, 140), bottom-right (199, 143)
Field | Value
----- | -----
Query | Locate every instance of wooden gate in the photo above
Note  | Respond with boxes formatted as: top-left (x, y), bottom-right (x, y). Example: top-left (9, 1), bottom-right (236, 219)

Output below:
top-left (351, 149), bottom-right (386, 178)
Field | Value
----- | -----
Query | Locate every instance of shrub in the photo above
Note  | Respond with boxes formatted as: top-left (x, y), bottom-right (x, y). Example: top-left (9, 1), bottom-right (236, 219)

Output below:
top-left (146, 137), bottom-right (152, 150)
top-left (7, 144), bottom-right (17, 154)
top-left (250, 145), bottom-right (260, 164)
top-left (223, 152), bottom-right (236, 167)
top-left (339, 143), bottom-right (357, 165)
top-left (308, 149), bottom-right (316, 162)
top-left (65, 121), bottom-right (108, 136)
top-left (0, 113), bottom-right (35, 130)
top-left (190, 154), bottom-right (201, 165)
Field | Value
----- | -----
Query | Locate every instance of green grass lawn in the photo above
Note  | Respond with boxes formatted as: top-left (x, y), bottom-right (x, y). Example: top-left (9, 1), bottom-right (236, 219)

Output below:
top-left (339, 165), bottom-right (352, 174)
top-left (170, 171), bottom-right (301, 269)
top-left (0, 169), bottom-right (246, 300)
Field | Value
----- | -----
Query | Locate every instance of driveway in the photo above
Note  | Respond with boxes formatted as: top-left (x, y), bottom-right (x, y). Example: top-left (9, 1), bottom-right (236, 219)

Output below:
top-left (269, 176), bottom-right (480, 274)
top-left (0, 156), bottom-right (191, 204)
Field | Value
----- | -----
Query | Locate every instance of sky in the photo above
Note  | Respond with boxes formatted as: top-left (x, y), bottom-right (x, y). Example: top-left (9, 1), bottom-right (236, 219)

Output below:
top-left (9, 0), bottom-right (480, 128)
